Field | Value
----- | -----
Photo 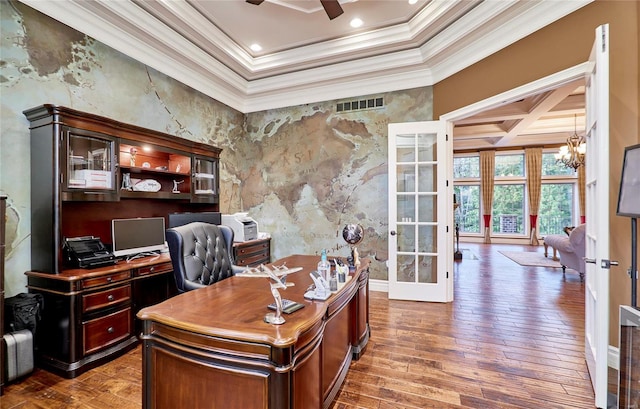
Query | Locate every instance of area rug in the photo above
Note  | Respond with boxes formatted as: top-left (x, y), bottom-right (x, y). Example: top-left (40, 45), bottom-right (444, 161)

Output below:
top-left (499, 251), bottom-right (563, 268)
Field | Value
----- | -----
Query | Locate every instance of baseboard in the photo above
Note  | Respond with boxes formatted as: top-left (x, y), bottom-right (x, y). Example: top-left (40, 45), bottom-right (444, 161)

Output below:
top-left (608, 345), bottom-right (619, 370)
top-left (369, 279), bottom-right (388, 293)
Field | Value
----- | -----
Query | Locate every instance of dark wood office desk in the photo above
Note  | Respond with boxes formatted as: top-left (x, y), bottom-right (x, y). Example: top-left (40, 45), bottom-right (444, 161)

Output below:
top-left (137, 254), bottom-right (370, 409)
top-left (25, 254), bottom-right (175, 378)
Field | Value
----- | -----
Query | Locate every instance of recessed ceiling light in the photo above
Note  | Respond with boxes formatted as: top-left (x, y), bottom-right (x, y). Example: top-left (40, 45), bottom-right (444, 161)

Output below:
top-left (350, 18), bottom-right (363, 28)
top-left (250, 43), bottom-right (262, 52)
top-left (408, 0), bottom-right (418, 4)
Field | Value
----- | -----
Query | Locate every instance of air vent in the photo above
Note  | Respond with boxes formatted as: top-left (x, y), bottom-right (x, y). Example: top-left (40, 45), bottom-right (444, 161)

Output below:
top-left (336, 97), bottom-right (384, 113)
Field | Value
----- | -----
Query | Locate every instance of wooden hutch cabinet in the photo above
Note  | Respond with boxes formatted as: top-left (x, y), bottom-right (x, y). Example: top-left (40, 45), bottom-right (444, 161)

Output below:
top-left (22, 105), bottom-right (222, 378)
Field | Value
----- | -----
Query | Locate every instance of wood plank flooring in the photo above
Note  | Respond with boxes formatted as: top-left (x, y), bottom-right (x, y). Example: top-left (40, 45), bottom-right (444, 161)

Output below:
top-left (2, 243), bottom-right (596, 408)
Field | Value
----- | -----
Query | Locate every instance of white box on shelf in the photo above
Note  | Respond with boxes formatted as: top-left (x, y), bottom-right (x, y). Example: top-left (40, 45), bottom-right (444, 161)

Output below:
top-left (72, 170), bottom-right (112, 188)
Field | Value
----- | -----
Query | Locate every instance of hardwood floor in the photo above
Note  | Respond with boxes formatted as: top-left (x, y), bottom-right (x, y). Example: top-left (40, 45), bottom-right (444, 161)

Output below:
top-left (2, 243), bottom-right (596, 408)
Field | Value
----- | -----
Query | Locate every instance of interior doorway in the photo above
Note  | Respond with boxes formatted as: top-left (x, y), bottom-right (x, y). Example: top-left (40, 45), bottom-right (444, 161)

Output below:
top-left (441, 62), bottom-right (609, 408)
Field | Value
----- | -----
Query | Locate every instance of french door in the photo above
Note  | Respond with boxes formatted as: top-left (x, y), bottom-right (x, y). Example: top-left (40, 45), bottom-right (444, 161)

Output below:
top-left (388, 121), bottom-right (452, 302)
top-left (584, 24), bottom-right (610, 409)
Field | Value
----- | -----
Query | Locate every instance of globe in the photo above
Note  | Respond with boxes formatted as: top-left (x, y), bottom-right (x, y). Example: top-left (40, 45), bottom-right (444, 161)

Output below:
top-left (342, 224), bottom-right (364, 245)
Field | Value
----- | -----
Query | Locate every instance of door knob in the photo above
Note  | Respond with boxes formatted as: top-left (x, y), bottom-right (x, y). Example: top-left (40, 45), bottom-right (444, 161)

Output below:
top-left (390, 231), bottom-right (396, 236)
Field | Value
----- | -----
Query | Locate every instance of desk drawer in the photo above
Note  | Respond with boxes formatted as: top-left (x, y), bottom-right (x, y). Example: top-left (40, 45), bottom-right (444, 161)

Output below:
top-left (235, 250), bottom-right (270, 267)
top-left (236, 240), bottom-right (269, 256)
top-left (234, 239), bottom-right (270, 267)
top-left (83, 307), bottom-right (131, 355)
top-left (136, 262), bottom-right (172, 277)
top-left (82, 284), bottom-right (131, 313)
top-left (82, 271), bottom-right (130, 290)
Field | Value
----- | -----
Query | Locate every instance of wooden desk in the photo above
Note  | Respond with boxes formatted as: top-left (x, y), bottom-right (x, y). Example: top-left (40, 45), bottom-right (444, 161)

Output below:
top-left (137, 255), bottom-right (370, 409)
top-left (26, 254), bottom-right (175, 378)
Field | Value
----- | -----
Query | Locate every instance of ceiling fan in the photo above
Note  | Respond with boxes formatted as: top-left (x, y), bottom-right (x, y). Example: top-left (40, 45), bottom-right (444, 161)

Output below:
top-left (246, 0), bottom-right (344, 20)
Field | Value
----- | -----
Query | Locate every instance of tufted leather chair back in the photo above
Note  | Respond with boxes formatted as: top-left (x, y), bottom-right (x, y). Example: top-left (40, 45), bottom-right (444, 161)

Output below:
top-left (166, 222), bottom-right (236, 293)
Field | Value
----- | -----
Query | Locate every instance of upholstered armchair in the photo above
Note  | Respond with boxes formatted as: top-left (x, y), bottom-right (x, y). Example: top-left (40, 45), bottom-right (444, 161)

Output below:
top-left (166, 222), bottom-right (244, 293)
top-left (543, 224), bottom-right (586, 281)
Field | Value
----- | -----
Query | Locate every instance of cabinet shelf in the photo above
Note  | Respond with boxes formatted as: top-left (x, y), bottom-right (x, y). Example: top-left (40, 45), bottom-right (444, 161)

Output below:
top-left (120, 191), bottom-right (191, 200)
top-left (120, 165), bottom-right (190, 178)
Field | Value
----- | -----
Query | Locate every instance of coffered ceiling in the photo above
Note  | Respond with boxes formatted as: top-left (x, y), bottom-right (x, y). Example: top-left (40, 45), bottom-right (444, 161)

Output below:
top-left (19, 0), bottom-right (590, 149)
top-left (453, 78), bottom-right (586, 151)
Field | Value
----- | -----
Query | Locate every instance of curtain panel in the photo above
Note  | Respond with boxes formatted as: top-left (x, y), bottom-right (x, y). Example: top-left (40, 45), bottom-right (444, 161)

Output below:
top-left (480, 151), bottom-right (495, 243)
top-left (525, 148), bottom-right (542, 245)
top-left (578, 165), bottom-right (586, 224)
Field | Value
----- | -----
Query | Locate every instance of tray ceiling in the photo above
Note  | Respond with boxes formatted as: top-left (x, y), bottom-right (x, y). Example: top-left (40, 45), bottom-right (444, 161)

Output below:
top-left (19, 0), bottom-right (591, 149)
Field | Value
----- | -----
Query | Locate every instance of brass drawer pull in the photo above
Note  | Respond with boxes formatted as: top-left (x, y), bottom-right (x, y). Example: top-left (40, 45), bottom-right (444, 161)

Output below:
top-left (107, 327), bottom-right (114, 334)
top-left (107, 294), bottom-right (115, 301)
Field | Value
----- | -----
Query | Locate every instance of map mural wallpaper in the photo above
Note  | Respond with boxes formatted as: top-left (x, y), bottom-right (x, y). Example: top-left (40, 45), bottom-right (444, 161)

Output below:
top-left (0, 0), bottom-right (432, 296)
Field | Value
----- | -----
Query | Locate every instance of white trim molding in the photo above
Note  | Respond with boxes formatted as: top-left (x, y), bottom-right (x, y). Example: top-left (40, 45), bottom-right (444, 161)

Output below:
top-left (18, 0), bottom-right (591, 113)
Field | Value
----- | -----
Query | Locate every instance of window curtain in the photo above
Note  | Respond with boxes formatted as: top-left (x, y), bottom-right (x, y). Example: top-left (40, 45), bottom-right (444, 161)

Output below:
top-left (578, 165), bottom-right (586, 224)
top-left (480, 151), bottom-right (495, 243)
top-left (525, 148), bottom-right (542, 245)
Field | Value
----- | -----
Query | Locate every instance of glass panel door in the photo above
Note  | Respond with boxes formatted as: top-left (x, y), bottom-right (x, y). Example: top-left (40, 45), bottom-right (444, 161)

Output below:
top-left (192, 156), bottom-right (219, 203)
top-left (388, 121), bottom-right (451, 302)
top-left (66, 130), bottom-right (116, 194)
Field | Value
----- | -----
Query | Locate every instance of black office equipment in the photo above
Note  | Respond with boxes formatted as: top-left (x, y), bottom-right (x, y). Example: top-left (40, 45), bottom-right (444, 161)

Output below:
top-left (168, 211), bottom-right (221, 228)
top-left (63, 236), bottom-right (117, 269)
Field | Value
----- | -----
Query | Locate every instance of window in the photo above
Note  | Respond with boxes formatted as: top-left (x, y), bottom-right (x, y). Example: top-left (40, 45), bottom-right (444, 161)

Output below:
top-left (453, 150), bottom-right (578, 239)
top-left (492, 154), bottom-right (525, 235)
top-left (453, 156), bottom-right (479, 178)
top-left (542, 153), bottom-right (575, 176)
top-left (538, 183), bottom-right (574, 235)
top-left (539, 152), bottom-right (578, 235)
top-left (492, 184), bottom-right (524, 234)
top-left (495, 154), bottom-right (524, 177)
top-left (454, 185), bottom-right (480, 233)
top-left (453, 156), bottom-right (480, 233)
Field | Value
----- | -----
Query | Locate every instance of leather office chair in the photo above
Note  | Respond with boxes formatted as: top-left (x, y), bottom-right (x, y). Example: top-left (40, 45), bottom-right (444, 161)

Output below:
top-left (166, 222), bottom-right (244, 293)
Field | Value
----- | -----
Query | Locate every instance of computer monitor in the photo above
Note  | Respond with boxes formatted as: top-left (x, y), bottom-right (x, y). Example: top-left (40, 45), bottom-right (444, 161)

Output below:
top-left (167, 211), bottom-right (221, 228)
top-left (111, 217), bottom-right (166, 258)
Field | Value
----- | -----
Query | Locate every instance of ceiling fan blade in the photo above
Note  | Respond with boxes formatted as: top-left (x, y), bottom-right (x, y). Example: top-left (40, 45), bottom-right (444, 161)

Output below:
top-left (246, 0), bottom-right (264, 5)
top-left (320, 0), bottom-right (344, 20)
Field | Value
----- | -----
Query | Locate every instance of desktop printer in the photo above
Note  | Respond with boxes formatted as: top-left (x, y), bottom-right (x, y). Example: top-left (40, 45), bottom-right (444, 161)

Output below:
top-left (63, 236), bottom-right (117, 269)
top-left (221, 213), bottom-right (258, 242)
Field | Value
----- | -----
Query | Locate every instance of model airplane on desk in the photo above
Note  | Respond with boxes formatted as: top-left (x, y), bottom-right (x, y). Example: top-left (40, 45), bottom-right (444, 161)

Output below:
top-left (236, 264), bottom-right (303, 281)
top-left (236, 264), bottom-right (303, 325)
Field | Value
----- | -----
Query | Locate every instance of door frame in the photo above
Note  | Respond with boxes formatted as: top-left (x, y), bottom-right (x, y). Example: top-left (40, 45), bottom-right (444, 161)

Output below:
top-left (439, 61), bottom-right (607, 404)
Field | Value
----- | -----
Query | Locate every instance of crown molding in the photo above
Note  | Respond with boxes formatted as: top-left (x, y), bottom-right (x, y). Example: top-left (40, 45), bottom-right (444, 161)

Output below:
top-left (18, 0), bottom-right (592, 114)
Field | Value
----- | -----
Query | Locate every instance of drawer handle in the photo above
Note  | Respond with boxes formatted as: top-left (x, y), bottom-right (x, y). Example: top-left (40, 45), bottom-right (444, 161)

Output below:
top-left (107, 327), bottom-right (114, 334)
top-left (106, 277), bottom-right (112, 282)
top-left (107, 294), bottom-right (115, 301)
top-left (150, 267), bottom-right (155, 272)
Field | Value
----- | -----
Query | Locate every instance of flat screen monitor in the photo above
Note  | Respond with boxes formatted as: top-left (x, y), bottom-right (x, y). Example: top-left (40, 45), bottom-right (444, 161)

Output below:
top-left (168, 211), bottom-right (221, 228)
top-left (617, 143), bottom-right (640, 218)
top-left (111, 217), bottom-right (166, 258)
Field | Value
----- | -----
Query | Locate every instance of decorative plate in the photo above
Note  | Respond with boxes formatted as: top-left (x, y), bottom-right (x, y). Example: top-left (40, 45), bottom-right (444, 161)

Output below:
top-left (133, 179), bottom-right (161, 192)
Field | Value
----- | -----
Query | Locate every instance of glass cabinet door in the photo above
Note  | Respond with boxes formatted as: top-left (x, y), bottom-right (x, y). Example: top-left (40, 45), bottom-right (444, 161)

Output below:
top-left (192, 156), bottom-right (219, 203)
top-left (63, 128), bottom-right (117, 200)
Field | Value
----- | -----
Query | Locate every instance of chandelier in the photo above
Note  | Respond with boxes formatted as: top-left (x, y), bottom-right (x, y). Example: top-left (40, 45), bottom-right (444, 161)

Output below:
top-left (555, 114), bottom-right (586, 170)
